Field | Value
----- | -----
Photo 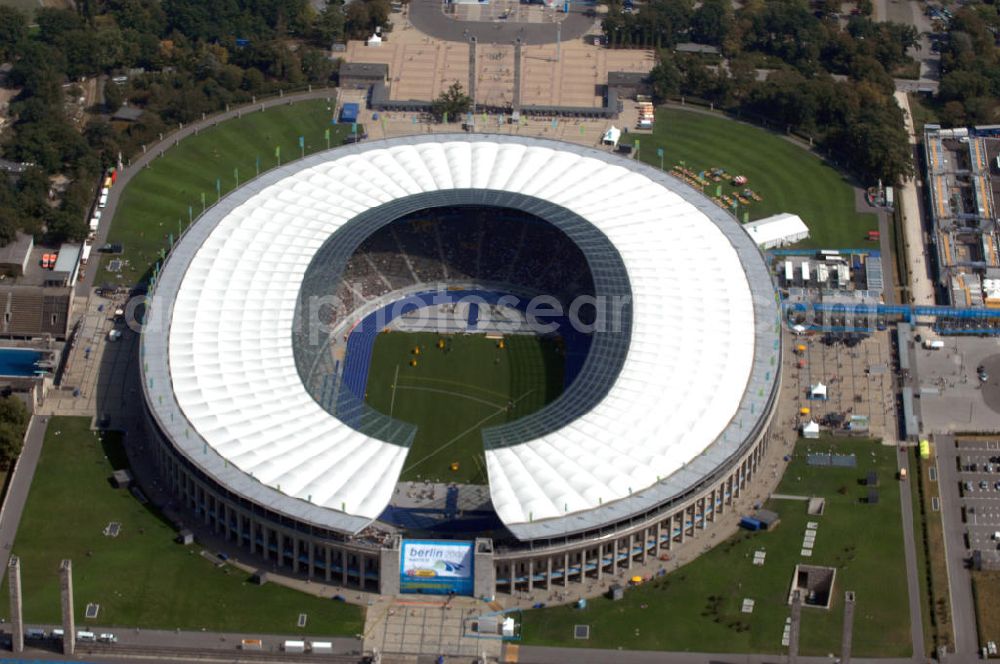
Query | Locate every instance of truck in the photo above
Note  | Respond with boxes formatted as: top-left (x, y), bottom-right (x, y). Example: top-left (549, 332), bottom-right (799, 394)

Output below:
top-left (899, 468), bottom-right (908, 481)
top-left (310, 641), bottom-right (333, 654)
top-left (240, 639), bottom-right (263, 650)
top-left (283, 640), bottom-right (306, 653)
top-left (77, 631), bottom-right (96, 642)
top-left (923, 339), bottom-right (945, 350)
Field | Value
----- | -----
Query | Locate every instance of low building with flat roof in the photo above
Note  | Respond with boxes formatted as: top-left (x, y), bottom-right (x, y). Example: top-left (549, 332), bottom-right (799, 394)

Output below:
top-left (46, 244), bottom-right (81, 288)
top-left (0, 233), bottom-right (34, 277)
top-left (340, 62), bottom-right (388, 90)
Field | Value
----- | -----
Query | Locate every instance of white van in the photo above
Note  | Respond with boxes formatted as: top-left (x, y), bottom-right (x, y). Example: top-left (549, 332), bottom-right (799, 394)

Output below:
top-left (282, 640), bottom-right (306, 653)
top-left (51, 628), bottom-right (64, 638)
top-left (77, 631), bottom-right (96, 642)
top-left (310, 641), bottom-right (333, 653)
top-left (98, 193), bottom-right (109, 209)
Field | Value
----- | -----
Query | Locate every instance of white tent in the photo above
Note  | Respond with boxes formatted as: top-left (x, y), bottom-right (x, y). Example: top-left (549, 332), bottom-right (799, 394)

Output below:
top-left (602, 126), bottom-right (621, 148)
top-left (366, 33), bottom-right (382, 46)
top-left (742, 213), bottom-right (809, 249)
top-left (803, 421), bottom-right (820, 439)
top-left (502, 617), bottom-right (516, 637)
top-left (810, 382), bottom-right (828, 400)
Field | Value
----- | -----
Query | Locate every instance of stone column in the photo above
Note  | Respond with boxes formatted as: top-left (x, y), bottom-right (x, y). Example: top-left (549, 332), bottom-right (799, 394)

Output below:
top-left (8, 556), bottom-right (23, 653)
top-left (473, 539), bottom-right (495, 600)
top-left (59, 560), bottom-right (74, 655)
top-left (379, 539), bottom-right (401, 596)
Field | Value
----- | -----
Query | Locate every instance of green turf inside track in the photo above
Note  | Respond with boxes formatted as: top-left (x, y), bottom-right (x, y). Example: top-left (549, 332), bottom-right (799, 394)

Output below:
top-left (364, 332), bottom-right (564, 484)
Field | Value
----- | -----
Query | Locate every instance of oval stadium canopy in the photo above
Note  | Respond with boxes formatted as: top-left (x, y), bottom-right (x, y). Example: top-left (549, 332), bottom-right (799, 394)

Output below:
top-left (141, 135), bottom-right (779, 540)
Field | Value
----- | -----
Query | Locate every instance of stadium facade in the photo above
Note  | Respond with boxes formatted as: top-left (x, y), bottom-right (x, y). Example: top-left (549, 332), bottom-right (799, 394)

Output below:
top-left (140, 135), bottom-right (781, 598)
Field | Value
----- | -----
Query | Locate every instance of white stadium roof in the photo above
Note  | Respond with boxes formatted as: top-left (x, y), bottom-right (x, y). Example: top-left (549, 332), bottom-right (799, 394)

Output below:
top-left (142, 135), bottom-right (779, 540)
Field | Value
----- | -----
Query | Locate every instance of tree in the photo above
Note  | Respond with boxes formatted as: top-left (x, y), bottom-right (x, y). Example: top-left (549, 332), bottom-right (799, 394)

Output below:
top-left (0, 6), bottom-right (27, 61)
top-left (0, 395), bottom-right (28, 470)
top-left (431, 81), bottom-right (471, 121)
top-left (104, 80), bottom-right (123, 113)
top-left (312, 1), bottom-right (345, 46)
top-left (650, 50), bottom-right (682, 99)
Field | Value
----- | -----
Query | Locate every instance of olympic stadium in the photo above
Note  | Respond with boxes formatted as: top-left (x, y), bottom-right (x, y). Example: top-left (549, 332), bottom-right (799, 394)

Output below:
top-left (140, 134), bottom-right (781, 598)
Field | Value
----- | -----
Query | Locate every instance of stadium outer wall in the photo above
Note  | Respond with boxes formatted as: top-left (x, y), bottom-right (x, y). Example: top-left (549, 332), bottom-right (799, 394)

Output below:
top-left (137, 134), bottom-right (783, 602)
top-left (141, 373), bottom-right (779, 599)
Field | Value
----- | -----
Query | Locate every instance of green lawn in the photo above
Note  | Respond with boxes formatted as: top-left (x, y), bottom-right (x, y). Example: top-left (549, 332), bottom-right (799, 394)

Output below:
top-left (0, 417), bottom-right (363, 636)
top-left (365, 332), bottom-right (564, 484)
top-left (521, 437), bottom-right (912, 657)
top-left (630, 108), bottom-right (877, 249)
top-left (101, 100), bottom-right (356, 284)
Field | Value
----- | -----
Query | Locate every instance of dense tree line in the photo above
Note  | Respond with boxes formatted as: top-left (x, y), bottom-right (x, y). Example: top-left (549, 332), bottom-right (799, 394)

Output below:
top-left (0, 0), bottom-right (368, 244)
top-left (0, 395), bottom-right (28, 471)
top-left (934, 2), bottom-right (1000, 126)
top-left (621, 0), bottom-right (918, 184)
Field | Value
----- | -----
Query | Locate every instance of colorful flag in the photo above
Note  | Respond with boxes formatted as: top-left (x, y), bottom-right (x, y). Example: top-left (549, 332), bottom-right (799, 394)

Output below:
top-left (216, 177), bottom-right (221, 195)
top-left (298, 136), bottom-right (305, 149)
top-left (716, 184), bottom-right (722, 197)
top-left (656, 147), bottom-right (664, 157)
top-left (325, 128), bottom-right (331, 141)
top-left (442, 112), bottom-right (448, 124)
top-left (275, 145), bottom-right (280, 159)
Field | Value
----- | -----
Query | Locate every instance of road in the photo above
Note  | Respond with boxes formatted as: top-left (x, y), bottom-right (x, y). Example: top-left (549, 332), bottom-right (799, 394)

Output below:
top-left (893, 90), bottom-right (937, 307)
top-left (934, 435), bottom-right (983, 657)
top-left (878, 0), bottom-right (941, 93)
top-left (407, 0), bottom-right (596, 45)
top-left (516, 647), bottom-right (915, 664)
top-left (897, 445), bottom-right (927, 661)
top-left (0, 416), bottom-right (49, 587)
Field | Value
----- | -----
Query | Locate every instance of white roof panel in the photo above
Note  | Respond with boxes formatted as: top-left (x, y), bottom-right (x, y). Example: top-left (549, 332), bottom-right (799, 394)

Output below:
top-left (143, 136), bottom-right (774, 535)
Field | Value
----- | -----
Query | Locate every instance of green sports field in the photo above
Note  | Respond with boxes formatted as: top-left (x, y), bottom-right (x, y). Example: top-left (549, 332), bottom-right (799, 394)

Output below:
top-left (364, 332), bottom-right (564, 484)
top-left (631, 108), bottom-right (878, 249)
top-left (101, 99), bottom-right (355, 284)
top-left (0, 417), bottom-right (363, 635)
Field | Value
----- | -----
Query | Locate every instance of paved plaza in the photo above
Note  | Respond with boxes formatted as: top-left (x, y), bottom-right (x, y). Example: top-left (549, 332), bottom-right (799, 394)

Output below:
top-left (364, 596), bottom-right (502, 660)
top-left (909, 333), bottom-right (1000, 434)
top-left (343, 7), bottom-right (653, 110)
top-left (788, 331), bottom-right (899, 443)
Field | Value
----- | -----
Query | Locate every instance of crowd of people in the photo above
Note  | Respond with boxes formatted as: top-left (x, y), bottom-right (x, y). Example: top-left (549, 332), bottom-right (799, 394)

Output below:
top-left (331, 208), bottom-right (595, 327)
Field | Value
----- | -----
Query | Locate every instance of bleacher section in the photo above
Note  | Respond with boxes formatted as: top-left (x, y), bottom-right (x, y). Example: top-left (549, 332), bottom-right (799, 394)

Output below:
top-left (0, 286), bottom-right (71, 339)
top-left (335, 209), bottom-right (595, 331)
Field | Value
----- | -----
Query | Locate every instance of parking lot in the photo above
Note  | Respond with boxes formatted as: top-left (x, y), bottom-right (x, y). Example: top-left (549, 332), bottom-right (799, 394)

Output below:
top-left (957, 439), bottom-right (1000, 563)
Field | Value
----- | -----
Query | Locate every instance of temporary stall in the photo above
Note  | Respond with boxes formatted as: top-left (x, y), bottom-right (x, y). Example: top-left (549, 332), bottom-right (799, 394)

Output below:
top-left (742, 213), bottom-right (810, 249)
top-left (502, 617), bottom-right (516, 637)
top-left (602, 126), bottom-right (621, 148)
top-left (803, 421), bottom-right (820, 439)
top-left (809, 383), bottom-right (827, 400)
